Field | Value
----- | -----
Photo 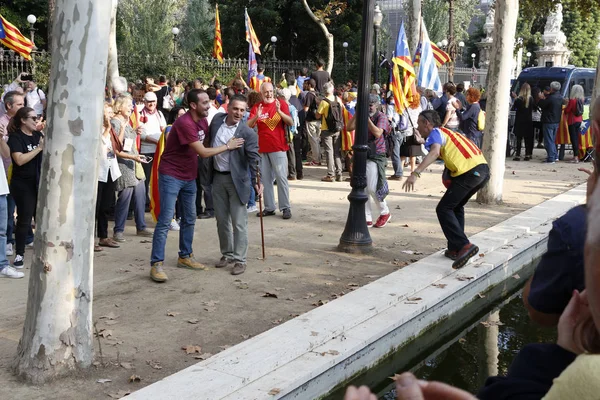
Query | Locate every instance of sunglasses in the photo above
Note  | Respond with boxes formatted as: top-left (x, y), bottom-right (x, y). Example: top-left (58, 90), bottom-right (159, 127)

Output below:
top-left (26, 116), bottom-right (40, 121)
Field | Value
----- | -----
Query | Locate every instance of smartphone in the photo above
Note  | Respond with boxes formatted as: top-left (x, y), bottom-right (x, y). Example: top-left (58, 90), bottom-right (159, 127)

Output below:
top-left (21, 73), bottom-right (33, 81)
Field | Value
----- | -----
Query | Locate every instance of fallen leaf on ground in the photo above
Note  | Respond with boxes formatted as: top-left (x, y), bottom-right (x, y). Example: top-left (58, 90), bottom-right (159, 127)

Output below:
top-left (284, 262), bottom-right (292, 265)
top-left (274, 287), bottom-right (285, 291)
top-left (401, 250), bottom-right (415, 255)
top-left (432, 283), bottom-right (447, 289)
top-left (325, 282), bottom-right (333, 286)
top-left (262, 292), bottom-right (278, 298)
top-left (204, 307), bottom-right (216, 313)
top-left (96, 378), bottom-right (111, 384)
top-left (104, 320), bottom-right (119, 326)
top-left (241, 334), bottom-right (251, 339)
top-left (146, 360), bottom-right (162, 370)
top-left (458, 338), bottom-right (467, 344)
top-left (303, 293), bottom-right (317, 299)
top-left (235, 282), bottom-right (249, 289)
top-left (187, 319), bottom-right (199, 324)
top-left (477, 293), bottom-right (486, 298)
top-left (268, 388), bottom-right (281, 395)
top-left (319, 349), bottom-right (340, 356)
top-left (203, 301), bottom-right (219, 307)
top-left (457, 275), bottom-right (475, 281)
top-left (347, 283), bottom-right (359, 287)
top-left (194, 352), bottom-right (213, 360)
top-left (406, 297), bottom-right (422, 302)
top-left (404, 301), bottom-right (419, 304)
top-left (479, 253), bottom-right (485, 257)
top-left (182, 345), bottom-right (202, 354)
top-left (219, 345), bottom-right (231, 351)
top-left (512, 274), bottom-right (520, 279)
top-left (96, 329), bottom-right (112, 338)
top-left (139, 239), bottom-right (152, 243)
top-left (364, 275), bottom-right (379, 279)
top-left (107, 390), bottom-right (130, 399)
top-left (99, 312), bottom-right (118, 320)
top-left (401, 224), bottom-right (409, 227)
top-left (166, 311), bottom-right (180, 317)
top-left (312, 299), bottom-right (329, 306)
top-left (310, 331), bottom-right (319, 336)
top-left (272, 319), bottom-right (283, 325)
top-left (120, 362), bottom-right (133, 370)
top-left (128, 375), bottom-right (141, 383)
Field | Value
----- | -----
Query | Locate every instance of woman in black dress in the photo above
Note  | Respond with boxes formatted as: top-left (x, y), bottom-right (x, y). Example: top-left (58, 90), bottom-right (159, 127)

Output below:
top-left (511, 83), bottom-right (534, 161)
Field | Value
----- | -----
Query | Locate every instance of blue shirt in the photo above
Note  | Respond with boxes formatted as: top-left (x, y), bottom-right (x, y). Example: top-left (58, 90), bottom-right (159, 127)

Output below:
top-left (424, 128), bottom-right (445, 151)
top-left (528, 205), bottom-right (587, 314)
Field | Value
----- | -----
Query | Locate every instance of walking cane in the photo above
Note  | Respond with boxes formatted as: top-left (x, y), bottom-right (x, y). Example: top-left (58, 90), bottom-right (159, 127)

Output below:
top-left (256, 160), bottom-right (266, 260)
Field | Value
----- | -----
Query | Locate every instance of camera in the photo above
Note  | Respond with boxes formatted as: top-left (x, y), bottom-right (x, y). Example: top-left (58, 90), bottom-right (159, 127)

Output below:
top-left (21, 73), bottom-right (34, 81)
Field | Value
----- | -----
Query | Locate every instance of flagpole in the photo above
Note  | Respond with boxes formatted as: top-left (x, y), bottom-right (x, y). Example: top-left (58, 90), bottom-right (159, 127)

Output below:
top-left (338, 0), bottom-right (376, 253)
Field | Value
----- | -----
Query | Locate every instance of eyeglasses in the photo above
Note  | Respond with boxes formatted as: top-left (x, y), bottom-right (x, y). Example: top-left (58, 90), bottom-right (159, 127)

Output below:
top-left (26, 116), bottom-right (39, 121)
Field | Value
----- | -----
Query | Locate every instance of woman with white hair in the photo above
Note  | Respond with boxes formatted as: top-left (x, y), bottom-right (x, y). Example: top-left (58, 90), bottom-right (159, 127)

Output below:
top-left (563, 84), bottom-right (585, 163)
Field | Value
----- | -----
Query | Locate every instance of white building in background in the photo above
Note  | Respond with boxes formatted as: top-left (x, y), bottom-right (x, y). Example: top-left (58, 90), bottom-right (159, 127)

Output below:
top-left (378, 0), bottom-right (493, 58)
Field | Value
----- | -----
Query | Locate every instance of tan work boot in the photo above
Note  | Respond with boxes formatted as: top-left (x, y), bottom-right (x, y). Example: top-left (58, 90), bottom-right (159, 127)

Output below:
top-left (150, 262), bottom-right (168, 282)
top-left (177, 254), bottom-right (207, 270)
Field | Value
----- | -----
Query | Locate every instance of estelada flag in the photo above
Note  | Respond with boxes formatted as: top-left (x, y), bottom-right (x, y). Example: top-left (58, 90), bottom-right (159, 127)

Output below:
top-left (390, 22), bottom-right (415, 114)
top-left (245, 8), bottom-right (261, 55)
top-left (213, 4), bottom-right (223, 63)
top-left (341, 106), bottom-right (354, 152)
top-left (555, 109), bottom-right (594, 159)
top-left (149, 126), bottom-right (168, 222)
top-left (0, 14), bottom-right (34, 60)
top-left (414, 42), bottom-right (452, 69)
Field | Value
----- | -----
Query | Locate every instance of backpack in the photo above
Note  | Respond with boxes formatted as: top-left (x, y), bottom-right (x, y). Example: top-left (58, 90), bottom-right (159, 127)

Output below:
top-left (323, 98), bottom-right (344, 133)
top-left (162, 86), bottom-right (174, 111)
top-left (477, 110), bottom-right (486, 131)
top-left (574, 98), bottom-right (584, 117)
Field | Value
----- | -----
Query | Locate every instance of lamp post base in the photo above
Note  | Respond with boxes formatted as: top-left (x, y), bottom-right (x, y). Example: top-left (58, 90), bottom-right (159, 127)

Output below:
top-left (338, 185), bottom-right (373, 254)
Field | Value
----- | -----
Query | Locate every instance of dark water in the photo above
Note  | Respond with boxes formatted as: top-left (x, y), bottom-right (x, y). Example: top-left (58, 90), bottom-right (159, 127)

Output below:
top-left (381, 295), bottom-right (557, 399)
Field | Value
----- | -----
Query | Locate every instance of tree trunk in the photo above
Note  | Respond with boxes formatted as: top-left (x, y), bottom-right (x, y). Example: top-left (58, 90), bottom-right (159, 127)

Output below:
top-left (301, 0), bottom-right (334, 75)
top-left (48, 0), bottom-right (57, 46)
top-left (476, 0), bottom-right (519, 204)
top-left (13, 0), bottom-right (112, 384)
top-left (407, 0), bottom-right (421, 58)
top-left (593, 52), bottom-right (600, 108)
top-left (106, 0), bottom-right (120, 95)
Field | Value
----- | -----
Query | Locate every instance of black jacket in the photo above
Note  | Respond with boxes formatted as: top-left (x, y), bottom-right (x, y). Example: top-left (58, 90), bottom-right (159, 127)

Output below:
top-left (538, 91), bottom-right (563, 124)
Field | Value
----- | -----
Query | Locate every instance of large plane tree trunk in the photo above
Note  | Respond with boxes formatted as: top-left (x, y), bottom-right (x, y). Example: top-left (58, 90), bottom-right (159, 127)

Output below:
top-left (106, 0), bottom-right (120, 95)
top-left (301, 0), bottom-right (334, 75)
top-left (476, 0), bottom-right (519, 204)
top-left (12, 0), bottom-right (112, 384)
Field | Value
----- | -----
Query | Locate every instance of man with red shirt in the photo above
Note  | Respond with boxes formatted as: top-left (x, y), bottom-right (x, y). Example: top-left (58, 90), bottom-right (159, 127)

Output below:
top-left (248, 82), bottom-right (294, 219)
top-left (149, 89), bottom-right (244, 283)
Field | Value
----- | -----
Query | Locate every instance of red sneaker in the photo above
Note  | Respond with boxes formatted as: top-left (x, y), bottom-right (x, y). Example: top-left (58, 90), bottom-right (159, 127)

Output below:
top-left (452, 243), bottom-right (479, 269)
top-left (374, 213), bottom-right (391, 228)
top-left (367, 221), bottom-right (373, 228)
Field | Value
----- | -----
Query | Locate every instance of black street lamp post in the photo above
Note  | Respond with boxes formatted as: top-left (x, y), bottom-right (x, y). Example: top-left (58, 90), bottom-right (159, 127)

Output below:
top-left (171, 27), bottom-right (180, 56)
top-left (338, 0), bottom-right (377, 254)
top-left (343, 41), bottom-right (349, 80)
top-left (373, 4), bottom-right (383, 85)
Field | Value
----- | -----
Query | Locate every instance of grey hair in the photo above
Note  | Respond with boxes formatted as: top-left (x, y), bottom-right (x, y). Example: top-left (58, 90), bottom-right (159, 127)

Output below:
top-left (323, 82), bottom-right (334, 95)
top-left (112, 76), bottom-right (128, 94)
top-left (550, 81), bottom-right (561, 92)
top-left (570, 84), bottom-right (585, 100)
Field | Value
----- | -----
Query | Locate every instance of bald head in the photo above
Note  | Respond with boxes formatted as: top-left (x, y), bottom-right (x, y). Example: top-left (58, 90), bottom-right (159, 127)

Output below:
top-left (260, 82), bottom-right (274, 103)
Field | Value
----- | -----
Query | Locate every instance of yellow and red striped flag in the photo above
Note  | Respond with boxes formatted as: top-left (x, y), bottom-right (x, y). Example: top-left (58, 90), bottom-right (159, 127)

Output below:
top-left (556, 109), bottom-right (594, 159)
top-left (0, 14), bottom-right (35, 60)
top-left (245, 8), bottom-right (261, 55)
top-left (213, 4), bottom-right (223, 63)
top-left (390, 22), bottom-right (416, 114)
top-left (149, 127), bottom-right (168, 222)
top-left (414, 42), bottom-right (451, 69)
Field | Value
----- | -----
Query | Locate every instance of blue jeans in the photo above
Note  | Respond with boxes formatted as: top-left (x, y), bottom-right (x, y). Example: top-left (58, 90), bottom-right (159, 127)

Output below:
top-left (391, 132), bottom-right (404, 177)
top-left (150, 174), bottom-right (197, 265)
top-left (114, 180), bottom-right (146, 233)
top-left (543, 123), bottom-right (559, 162)
top-left (0, 195), bottom-right (8, 270)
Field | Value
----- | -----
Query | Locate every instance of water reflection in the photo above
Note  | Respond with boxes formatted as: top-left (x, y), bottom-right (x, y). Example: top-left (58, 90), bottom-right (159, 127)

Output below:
top-left (383, 295), bottom-right (557, 398)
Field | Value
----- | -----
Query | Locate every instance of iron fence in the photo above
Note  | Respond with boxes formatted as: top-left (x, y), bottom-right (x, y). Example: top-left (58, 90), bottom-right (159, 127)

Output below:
top-left (0, 49), bottom-right (359, 90)
top-left (438, 66), bottom-right (489, 87)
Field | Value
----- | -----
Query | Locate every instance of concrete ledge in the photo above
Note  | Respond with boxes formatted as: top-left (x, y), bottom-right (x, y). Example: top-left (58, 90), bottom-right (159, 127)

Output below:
top-left (129, 185), bottom-right (585, 400)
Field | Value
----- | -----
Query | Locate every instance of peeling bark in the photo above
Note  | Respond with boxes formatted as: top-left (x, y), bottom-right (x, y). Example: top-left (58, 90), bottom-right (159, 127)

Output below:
top-left (13, 0), bottom-right (111, 384)
top-left (407, 0), bottom-right (421, 59)
top-left (106, 0), bottom-right (120, 95)
top-left (301, 0), bottom-right (334, 75)
top-left (476, 0), bottom-right (519, 204)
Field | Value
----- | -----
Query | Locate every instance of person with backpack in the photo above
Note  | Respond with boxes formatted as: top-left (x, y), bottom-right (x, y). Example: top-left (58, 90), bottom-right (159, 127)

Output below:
top-left (316, 82), bottom-right (344, 182)
top-left (346, 94), bottom-right (392, 228)
top-left (153, 75), bottom-right (173, 117)
top-left (563, 84), bottom-right (585, 163)
top-left (303, 79), bottom-right (321, 165)
top-left (459, 87), bottom-right (485, 150)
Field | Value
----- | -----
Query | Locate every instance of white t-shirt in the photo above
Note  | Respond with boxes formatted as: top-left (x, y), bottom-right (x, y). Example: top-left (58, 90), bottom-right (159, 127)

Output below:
top-left (26, 87), bottom-right (46, 116)
top-left (207, 105), bottom-right (219, 125)
top-left (0, 156), bottom-right (9, 196)
top-left (139, 110), bottom-right (166, 154)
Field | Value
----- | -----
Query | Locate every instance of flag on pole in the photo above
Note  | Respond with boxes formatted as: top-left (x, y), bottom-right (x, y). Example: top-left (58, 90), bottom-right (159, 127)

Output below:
top-left (414, 42), bottom-right (451, 68)
top-left (149, 127), bottom-right (168, 222)
top-left (414, 19), bottom-right (443, 95)
top-left (247, 43), bottom-right (258, 86)
top-left (245, 8), bottom-right (261, 55)
top-left (389, 22), bottom-right (415, 114)
top-left (213, 4), bottom-right (223, 63)
top-left (0, 14), bottom-right (35, 60)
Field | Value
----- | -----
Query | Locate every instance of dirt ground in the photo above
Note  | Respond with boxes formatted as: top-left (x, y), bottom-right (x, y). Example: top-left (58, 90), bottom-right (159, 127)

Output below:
top-left (0, 148), bottom-right (588, 400)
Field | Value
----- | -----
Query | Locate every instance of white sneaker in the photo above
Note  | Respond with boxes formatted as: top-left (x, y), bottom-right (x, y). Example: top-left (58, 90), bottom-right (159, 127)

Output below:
top-left (0, 266), bottom-right (24, 278)
top-left (6, 243), bottom-right (13, 256)
top-left (247, 205), bottom-right (258, 213)
top-left (169, 219), bottom-right (180, 231)
top-left (25, 241), bottom-right (33, 249)
top-left (13, 254), bottom-right (24, 268)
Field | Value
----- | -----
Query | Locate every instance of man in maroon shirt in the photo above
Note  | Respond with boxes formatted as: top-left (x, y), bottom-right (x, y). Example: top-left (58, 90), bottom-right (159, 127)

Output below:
top-left (150, 89), bottom-right (244, 283)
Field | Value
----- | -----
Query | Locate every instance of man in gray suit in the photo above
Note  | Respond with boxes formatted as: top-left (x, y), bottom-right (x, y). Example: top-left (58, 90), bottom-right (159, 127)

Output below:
top-left (207, 95), bottom-right (263, 275)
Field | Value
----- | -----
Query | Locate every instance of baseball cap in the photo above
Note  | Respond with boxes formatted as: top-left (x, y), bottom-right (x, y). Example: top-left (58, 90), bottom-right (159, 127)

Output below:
top-left (143, 92), bottom-right (158, 102)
